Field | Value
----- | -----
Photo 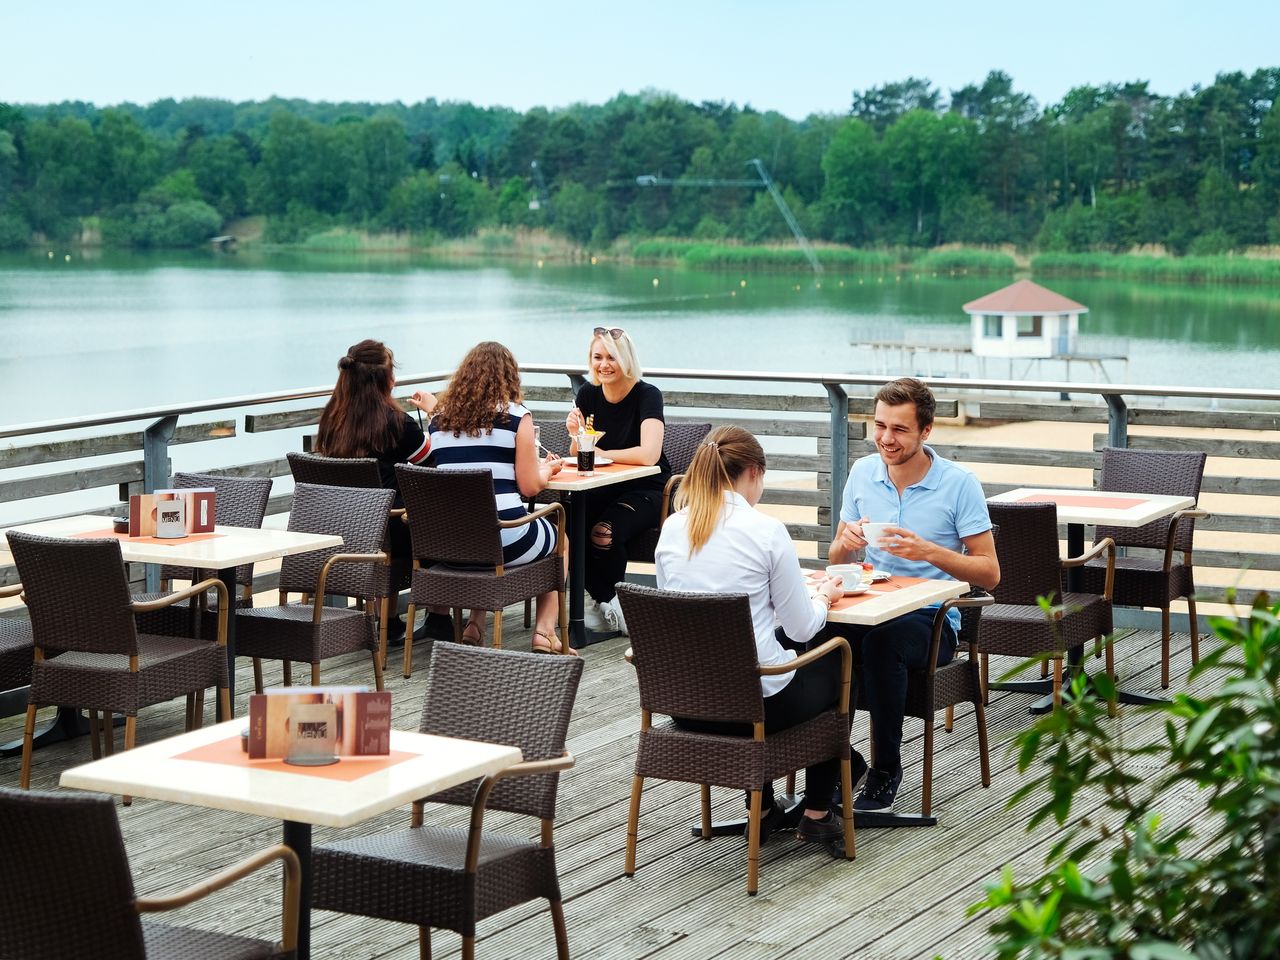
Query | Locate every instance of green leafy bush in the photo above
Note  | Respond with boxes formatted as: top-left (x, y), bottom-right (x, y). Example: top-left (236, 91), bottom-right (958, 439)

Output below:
top-left (974, 595), bottom-right (1280, 959)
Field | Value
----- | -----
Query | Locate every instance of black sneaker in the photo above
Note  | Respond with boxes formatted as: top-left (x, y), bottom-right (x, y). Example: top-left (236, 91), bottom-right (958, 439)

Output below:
top-left (796, 809), bottom-right (845, 844)
top-left (853, 766), bottom-right (903, 813)
top-left (384, 616), bottom-right (406, 649)
top-left (756, 799), bottom-right (801, 845)
top-left (413, 612), bottom-right (456, 643)
top-left (831, 750), bottom-right (870, 812)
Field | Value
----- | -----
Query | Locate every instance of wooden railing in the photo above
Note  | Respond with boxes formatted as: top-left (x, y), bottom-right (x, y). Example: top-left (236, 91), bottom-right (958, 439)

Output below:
top-left (3, 368), bottom-right (1278, 615)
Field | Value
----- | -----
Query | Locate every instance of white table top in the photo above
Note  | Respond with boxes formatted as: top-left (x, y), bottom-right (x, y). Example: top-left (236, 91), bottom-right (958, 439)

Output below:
top-left (824, 576), bottom-right (969, 627)
top-left (60, 719), bottom-right (523, 828)
top-left (986, 488), bottom-right (1195, 528)
top-left (545, 462), bottom-right (660, 493)
top-left (3, 515), bottom-right (342, 569)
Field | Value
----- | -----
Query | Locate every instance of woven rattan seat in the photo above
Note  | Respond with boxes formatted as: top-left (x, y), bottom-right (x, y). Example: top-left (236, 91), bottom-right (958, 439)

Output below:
top-left (135, 473), bottom-right (274, 638)
top-left (233, 483), bottom-right (393, 691)
top-left (313, 643), bottom-right (584, 960)
top-left (1078, 447), bottom-right (1208, 688)
top-left (615, 583), bottom-right (855, 895)
top-left (396, 464), bottom-right (567, 676)
top-left (0, 785), bottom-right (299, 960)
top-left (6, 530), bottom-right (230, 792)
top-left (979, 502), bottom-right (1116, 708)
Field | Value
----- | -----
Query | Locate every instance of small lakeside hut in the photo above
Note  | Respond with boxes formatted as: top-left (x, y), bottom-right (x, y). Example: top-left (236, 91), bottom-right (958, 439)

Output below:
top-left (963, 279), bottom-right (1085, 360)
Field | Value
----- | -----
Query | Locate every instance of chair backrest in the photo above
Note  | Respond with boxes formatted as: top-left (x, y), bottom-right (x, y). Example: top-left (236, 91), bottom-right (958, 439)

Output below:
top-left (616, 583), bottom-right (766, 725)
top-left (160, 472), bottom-right (273, 587)
top-left (6, 531), bottom-right (139, 656)
top-left (0, 786), bottom-right (147, 960)
top-left (535, 419), bottom-right (573, 461)
top-left (1096, 447), bottom-right (1206, 552)
top-left (987, 502), bottom-right (1064, 606)
top-left (419, 643), bottom-right (584, 819)
top-left (663, 422), bottom-right (713, 475)
top-left (287, 451), bottom-right (382, 489)
top-left (396, 465), bottom-right (504, 567)
top-left (279, 483), bottom-right (395, 598)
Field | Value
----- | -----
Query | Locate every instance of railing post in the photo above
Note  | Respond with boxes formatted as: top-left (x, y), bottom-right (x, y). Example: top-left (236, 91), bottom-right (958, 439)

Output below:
top-left (825, 383), bottom-right (849, 541)
top-left (142, 415), bottom-right (178, 592)
top-left (1105, 394), bottom-right (1128, 449)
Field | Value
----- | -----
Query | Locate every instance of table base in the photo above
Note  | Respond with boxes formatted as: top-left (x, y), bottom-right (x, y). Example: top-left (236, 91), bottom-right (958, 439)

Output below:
top-left (688, 794), bottom-right (938, 855)
top-left (0, 699), bottom-right (124, 758)
top-left (990, 672), bottom-right (1168, 714)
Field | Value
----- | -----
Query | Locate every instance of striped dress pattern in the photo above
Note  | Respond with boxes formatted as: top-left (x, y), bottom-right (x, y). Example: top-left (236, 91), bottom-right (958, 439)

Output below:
top-left (428, 401), bottom-right (557, 567)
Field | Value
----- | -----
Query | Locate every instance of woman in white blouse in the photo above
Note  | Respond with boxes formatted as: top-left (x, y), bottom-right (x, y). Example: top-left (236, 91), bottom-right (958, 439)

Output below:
top-left (655, 425), bottom-right (859, 843)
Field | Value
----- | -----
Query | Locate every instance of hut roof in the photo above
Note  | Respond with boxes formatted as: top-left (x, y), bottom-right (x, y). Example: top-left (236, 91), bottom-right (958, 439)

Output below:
top-left (962, 279), bottom-right (1087, 315)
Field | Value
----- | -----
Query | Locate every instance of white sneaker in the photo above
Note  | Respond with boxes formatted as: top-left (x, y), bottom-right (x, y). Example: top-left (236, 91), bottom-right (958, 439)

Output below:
top-left (582, 598), bottom-right (610, 632)
top-left (600, 596), bottom-right (628, 636)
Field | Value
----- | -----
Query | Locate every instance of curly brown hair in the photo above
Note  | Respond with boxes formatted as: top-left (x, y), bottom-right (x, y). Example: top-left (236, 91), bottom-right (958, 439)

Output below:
top-left (433, 341), bottom-right (525, 437)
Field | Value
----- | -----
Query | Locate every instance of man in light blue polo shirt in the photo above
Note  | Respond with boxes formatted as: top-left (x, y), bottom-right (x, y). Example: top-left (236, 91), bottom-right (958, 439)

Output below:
top-left (829, 377), bottom-right (999, 813)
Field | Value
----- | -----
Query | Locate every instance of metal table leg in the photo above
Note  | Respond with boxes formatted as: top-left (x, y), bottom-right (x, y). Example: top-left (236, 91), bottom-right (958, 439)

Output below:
top-left (217, 566), bottom-right (237, 720)
top-left (282, 820), bottom-right (312, 960)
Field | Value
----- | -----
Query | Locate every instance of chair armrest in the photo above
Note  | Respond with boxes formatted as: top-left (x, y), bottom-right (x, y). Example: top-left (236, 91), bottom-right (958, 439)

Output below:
top-left (500, 501), bottom-right (566, 556)
top-left (132, 577), bottom-right (230, 647)
top-left (462, 752), bottom-right (575, 872)
top-left (926, 591), bottom-right (994, 670)
top-left (660, 473), bottom-right (685, 523)
top-left (1063, 537), bottom-right (1115, 600)
top-left (136, 843), bottom-right (300, 954)
top-left (0, 581), bottom-right (24, 600)
top-left (313, 552), bottom-right (390, 621)
top-left (130, 577), bottom-right (227, 613)
top-left (1164, 508), bottom-right (1209, 569)
top-left (391, 507), bottom-right (408, 525)
top-left (759, 636), bottom-right (853, 713)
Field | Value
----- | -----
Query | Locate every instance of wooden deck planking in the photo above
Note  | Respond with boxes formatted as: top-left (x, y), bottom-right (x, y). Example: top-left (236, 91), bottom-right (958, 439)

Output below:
top-left (0, 617), bottom-right (1219, 960)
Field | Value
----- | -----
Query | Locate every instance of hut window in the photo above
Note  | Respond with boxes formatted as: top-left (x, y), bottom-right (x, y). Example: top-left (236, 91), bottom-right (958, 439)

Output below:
top-left (983, 315), bottom-right (1001, 337)
top-left (1017, 315), bottom-right (1043, 337)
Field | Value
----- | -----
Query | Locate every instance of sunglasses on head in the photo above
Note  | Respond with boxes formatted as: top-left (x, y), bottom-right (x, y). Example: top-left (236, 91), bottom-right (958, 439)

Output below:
top-left (593, 327), bottom-right (626, 340)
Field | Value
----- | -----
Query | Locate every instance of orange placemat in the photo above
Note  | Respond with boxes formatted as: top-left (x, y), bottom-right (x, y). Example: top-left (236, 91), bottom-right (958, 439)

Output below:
top-left (552, 463), bottom-right (637, 484)
top-left (175, 735), bottom-right (418, 781)
top-left (71, 529), bottom-right (226, 546)
top-left (829, 575), bottom-right (931, 611)
top-left (1016, 493), bottom-right (1147, 510)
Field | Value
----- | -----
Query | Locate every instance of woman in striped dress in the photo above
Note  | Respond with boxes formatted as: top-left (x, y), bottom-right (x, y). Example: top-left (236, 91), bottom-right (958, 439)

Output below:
top-left (428, 341), bottom-right (570, 653)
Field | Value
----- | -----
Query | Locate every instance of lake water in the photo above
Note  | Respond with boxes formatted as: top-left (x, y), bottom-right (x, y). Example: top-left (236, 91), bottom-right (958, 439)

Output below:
top-left (2, 248), bottom-right (1278, 427)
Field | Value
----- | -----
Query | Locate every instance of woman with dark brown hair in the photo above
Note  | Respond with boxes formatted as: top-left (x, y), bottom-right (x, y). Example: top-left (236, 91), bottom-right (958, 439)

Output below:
top-left (315, 338), bottom-right (435, 490)
top-left (655, 425), bottom-right (856, 843)
top-left (315, 339), bottom-right (437, 641)
top-left (428, 341), bottom-right (570, 653)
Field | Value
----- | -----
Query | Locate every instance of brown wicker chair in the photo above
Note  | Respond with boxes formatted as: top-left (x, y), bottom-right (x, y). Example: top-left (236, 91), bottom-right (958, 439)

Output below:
top-left (979, 502), bottom-right (1115, 708)
top-left (625, 421), bottom-right (712, 564)
top-left (860, 592), bottom-right (994, 822)
top-left (615, 582), bottom-right (855, 896)
top-left (233, 483), bottom-right (393, 692)
top-left (0, 582), bottom-right (34, 698)
top-left (135, 472), bottom-right (273, 639)
top-left (312, 643), bottom-right (584, 960)
top-left (288, 451), bottom-right (409, 663)
top-left (6, 530), bottom-right (230, 792)
top-left (396, 464), bottom-right (567, 677)
top-left (0, 785), bottom-right (300, 960)
top-left (1079, 447), bottom-right (1208, 689)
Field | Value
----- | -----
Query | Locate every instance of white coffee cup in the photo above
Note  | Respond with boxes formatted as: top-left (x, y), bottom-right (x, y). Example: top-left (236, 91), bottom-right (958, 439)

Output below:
top-left (825, 563), bottom-right (863, 593)
top-left (861, 521), bottom-right (894, 545)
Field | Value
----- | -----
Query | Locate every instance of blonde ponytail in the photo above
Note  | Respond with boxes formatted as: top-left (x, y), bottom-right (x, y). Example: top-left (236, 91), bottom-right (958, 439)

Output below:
top-left (673, 426), bottom-right (766, 555)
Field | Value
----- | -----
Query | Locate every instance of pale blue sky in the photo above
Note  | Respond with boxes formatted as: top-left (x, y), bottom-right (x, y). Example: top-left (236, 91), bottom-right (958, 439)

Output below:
top-left (3, 1), bottom-right (1277, 117)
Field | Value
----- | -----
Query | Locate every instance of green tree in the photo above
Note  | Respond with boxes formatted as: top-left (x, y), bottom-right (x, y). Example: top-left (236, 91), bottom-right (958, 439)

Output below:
top-left (850, 77), bottom-right (941, 133)
top-left (187, 134), bottom-right (252, 219)
top-left (882, 109), bottom-right (977, 243)
top-left (820, 117), bottom-right (882, 245)
top-left (552, 180), bottom-right (602, 245)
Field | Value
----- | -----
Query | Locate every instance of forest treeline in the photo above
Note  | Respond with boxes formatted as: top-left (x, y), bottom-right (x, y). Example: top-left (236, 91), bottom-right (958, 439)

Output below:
top-left (1, 69), bottom-right (1278, 255)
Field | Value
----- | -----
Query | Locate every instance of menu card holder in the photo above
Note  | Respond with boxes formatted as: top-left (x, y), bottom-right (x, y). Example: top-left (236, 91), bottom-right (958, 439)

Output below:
top-left (283, 701), bottom-right (339, 766)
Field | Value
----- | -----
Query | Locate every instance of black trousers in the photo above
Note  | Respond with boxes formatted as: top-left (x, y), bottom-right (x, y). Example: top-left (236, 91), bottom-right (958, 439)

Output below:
top-left (673, 631), bottom-right (843, 813)
top-left (581, 486), bottom-right (661, 603)
top-left (837, 608), bottom-right (955, 774)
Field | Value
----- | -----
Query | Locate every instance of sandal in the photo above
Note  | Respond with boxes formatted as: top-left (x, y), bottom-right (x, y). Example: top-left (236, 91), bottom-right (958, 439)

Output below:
top-left (532, 630), bottom-right (579, 656)
top-left (460, 619), bottom-right (485, 646)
